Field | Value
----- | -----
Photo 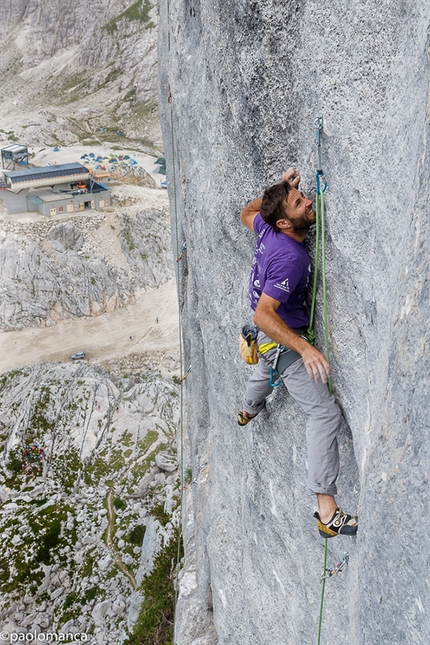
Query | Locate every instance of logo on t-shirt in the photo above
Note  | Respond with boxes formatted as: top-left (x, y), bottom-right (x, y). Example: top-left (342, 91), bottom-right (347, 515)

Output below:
top-left (253, 279), bottom-right (260, 288)
top-left (274, 277), bottom-right (290, 293)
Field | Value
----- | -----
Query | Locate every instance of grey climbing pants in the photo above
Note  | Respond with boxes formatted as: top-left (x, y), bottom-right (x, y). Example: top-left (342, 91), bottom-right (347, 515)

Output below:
top-left (242, 332), bottom-right (341, 496)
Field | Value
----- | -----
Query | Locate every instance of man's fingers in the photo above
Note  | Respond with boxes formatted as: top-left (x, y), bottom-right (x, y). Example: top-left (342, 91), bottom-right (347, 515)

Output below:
top-left (282, 167), bottom-right (300, 186)
top-left (317, 367), bottom-right (328, 384)
top-left (318, 362), bottom-right (332, 384)
top-left (305, 363), bottom-right (320, 382)
top-left (311, 366), bottom-right (325, 384)
top-left (304, 358), bottom-right (331, 384)
top-left (305, 364), bottom-right (314, 380)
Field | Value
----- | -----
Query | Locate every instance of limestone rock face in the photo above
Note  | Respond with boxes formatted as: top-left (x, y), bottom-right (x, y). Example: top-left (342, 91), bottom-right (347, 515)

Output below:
top-left (0, 0), bottom-right (160, 147)
top-left (46, 222), bottom-right (84, 253)
top-left (0, 208), bottom-right (174, 329)
top-left (0, 362), bottom-right (180, 642)
top-left (155, 450), bottom-right (177, 473)
top-left (0, 0), bottom-right (158, 98)
top-left (158, 1), bottom-right (430, 644)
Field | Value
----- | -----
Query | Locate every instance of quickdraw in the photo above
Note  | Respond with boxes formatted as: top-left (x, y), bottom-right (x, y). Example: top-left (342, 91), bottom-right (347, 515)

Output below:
top-left (180, 365), bottom-right (192, 382)
top-left (177, 241), bottom-right (187, 262)
top-left (182, 476), bottom-right (197, 491)
top-left (321, 551), bottom-right (349, 580)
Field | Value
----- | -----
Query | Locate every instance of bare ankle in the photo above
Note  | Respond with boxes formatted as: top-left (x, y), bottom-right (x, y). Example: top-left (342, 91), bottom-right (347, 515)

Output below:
top-left (317, 494), bottom-right (337, 524)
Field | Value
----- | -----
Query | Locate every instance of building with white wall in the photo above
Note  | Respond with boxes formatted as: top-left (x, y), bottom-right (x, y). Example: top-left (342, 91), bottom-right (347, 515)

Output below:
top-left (0, 162), bottom-right (110, 215)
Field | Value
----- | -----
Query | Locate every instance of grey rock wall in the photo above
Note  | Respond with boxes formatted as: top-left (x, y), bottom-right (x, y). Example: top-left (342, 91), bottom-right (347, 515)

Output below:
top-left (158, 1), bottom-right (430, 644)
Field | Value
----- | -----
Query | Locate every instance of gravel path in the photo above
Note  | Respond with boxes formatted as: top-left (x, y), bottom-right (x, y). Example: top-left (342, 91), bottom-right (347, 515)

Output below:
top-left (0, 278), bottom-right (179, 374)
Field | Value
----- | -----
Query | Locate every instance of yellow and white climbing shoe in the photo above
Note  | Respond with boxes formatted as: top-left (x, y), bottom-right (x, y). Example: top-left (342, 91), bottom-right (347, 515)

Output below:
top-left (313, 508), bottom-right (358, 538)
top-left (237, 411), bottom-right (257, 426)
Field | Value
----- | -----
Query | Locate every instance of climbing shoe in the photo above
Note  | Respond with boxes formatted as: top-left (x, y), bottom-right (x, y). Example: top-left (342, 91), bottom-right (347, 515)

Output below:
top-left (313, 508), bottom-right (358, 538)
top-left (237, 411), bottom-right (257, 426)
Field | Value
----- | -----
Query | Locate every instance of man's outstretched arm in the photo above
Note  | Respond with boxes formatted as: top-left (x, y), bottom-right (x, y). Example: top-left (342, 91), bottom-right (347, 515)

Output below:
top-left (240, 197), bottom-right (262, 231)
top-left (239, 167), bottom-right (301, 231)
top-left (253, 293), bottom-right (332, 383)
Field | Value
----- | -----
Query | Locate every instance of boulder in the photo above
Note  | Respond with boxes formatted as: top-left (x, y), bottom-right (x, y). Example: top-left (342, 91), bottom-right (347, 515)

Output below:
top-left (155, 451), bottom-right (177, 473)
top-left (46, 222), bottom-right (84, 253)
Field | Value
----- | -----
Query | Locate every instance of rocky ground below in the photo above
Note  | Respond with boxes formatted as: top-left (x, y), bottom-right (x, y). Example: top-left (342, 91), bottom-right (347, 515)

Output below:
top-left (0, 362), bottom-right (181, 643)
top-left (0, 3), bottom-right (187, 640)
top-left (0, 0), bottom-right (161, 154)
top-left (0, 146), bottom-right (182, 643)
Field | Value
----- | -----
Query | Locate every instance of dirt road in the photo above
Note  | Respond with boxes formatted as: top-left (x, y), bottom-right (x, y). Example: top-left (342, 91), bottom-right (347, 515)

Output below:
top-left (0, 278), bottom-right (179, 375)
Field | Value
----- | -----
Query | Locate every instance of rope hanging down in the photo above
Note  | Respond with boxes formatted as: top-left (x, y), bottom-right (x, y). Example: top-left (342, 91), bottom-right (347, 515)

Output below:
top-left (314, 114), bottom-right (328, 645)
top-left (166, 2), bottom-right (196, 626)
top-left (306, 115), bottom-right (338, 645)
top-left (166, 80), bottom-right (187, 617)
top-left (166, 65), bottom-right (195, 636)
top-left (317, 536), bottom-right (329, 645)
top-left (307, 114), bottom-right (332, 395)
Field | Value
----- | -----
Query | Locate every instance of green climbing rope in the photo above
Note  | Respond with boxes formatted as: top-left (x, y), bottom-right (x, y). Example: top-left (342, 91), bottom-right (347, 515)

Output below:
top-left (308, 173), bottom-right (332, 392)
top-left (317, 537), bottom-right (328, 645)
top-left (314, 174), bottom-right (330, 645)
top-left (319, 186), bottom-right (332, 394)
top-left (307, 115), bottom-right (332, 396)
top-left (307, 183), bottom-right (320, 346)
top-left (307, 116), bottom-right (333, 645)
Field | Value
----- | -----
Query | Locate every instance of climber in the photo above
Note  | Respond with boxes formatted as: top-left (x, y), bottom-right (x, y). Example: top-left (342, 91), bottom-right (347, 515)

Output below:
top-left (239, 167), bottom-right (357, 539)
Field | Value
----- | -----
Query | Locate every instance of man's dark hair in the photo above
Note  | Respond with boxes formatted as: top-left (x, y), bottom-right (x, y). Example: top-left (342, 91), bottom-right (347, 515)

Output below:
top-left (260, 181), bottom-right (291, 232)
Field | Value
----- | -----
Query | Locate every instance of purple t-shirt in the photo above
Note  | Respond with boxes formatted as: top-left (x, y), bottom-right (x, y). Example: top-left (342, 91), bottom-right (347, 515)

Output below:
top-left (248, 213), bottom-right (311, 328)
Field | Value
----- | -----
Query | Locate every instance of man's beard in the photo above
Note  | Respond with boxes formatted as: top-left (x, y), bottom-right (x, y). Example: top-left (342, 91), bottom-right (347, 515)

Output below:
top-left (290, 210), bottom-right (316, 232)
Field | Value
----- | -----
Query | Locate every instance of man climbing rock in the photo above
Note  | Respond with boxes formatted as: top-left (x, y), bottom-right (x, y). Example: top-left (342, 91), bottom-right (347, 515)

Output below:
top-left (239, 168), bottom-right (357, 539)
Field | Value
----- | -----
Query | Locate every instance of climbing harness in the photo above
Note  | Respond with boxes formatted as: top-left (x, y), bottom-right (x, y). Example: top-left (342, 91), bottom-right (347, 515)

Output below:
top-left (270, 345), bottom-right (283, 386)
top-left (256, 340), bottom-right (304, 387)
top-left (239, 337), bottom-right (302, 385)
top-left (240, 326), bottom-right (303, 383)
top-left (267, 342), bottom-right (306, 386)
top-left (256, 341), bottom-right (278, 354)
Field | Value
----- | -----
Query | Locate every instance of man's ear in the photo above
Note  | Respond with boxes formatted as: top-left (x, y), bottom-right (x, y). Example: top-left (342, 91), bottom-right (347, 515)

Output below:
top-left (276, 218), bottom-right (291, 230)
